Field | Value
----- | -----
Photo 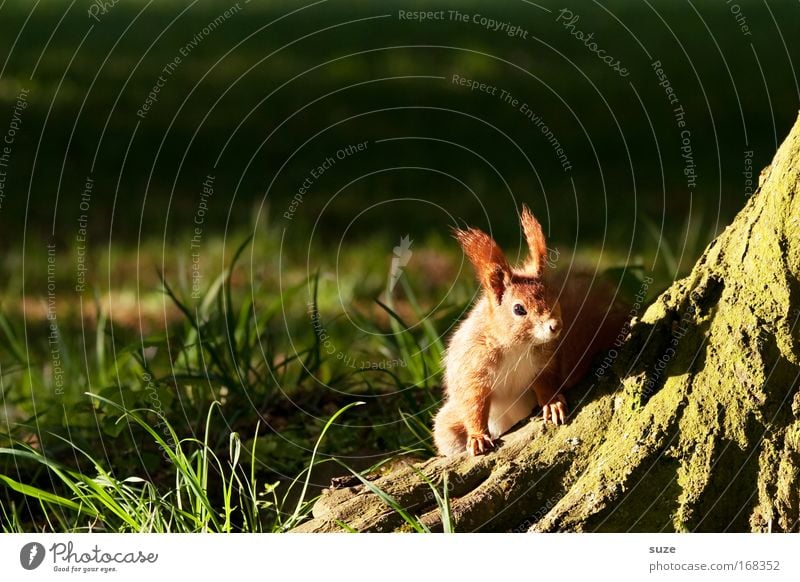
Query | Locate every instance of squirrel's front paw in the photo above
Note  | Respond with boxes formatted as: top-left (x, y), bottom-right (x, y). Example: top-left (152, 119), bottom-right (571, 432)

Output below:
top-left (541, 394), bottom-right (568, 425)
top-left (467, 433), bottom-right (494, 456)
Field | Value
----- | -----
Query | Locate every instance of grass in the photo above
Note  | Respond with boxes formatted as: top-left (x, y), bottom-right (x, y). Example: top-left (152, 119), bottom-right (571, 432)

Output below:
top-left (0, 154), bottom-right (722, 533)
top-left (0, 224), bottom-right (685, 532)
top-left (0, 221), bottom-right (673, 533)
top-left (0, 353), bottom-right (443, 533)
top-left (0, 232), bottom-right (463, 532)
top-left (0, 397), bottom-right (359, 533)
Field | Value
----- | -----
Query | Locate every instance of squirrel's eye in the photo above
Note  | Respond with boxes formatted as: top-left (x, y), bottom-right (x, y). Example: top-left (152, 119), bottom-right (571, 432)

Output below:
top-left (513, 303), bottom-right (527, 316)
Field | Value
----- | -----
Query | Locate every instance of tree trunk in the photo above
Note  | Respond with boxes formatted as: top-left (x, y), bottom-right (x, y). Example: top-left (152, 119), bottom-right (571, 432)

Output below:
top-left (292, 113), bottom-right (800, 533)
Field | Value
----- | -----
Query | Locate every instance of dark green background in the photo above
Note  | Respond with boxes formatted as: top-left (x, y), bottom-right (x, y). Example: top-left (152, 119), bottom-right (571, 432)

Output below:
top-left (0, 0), bottom-right (796, 259)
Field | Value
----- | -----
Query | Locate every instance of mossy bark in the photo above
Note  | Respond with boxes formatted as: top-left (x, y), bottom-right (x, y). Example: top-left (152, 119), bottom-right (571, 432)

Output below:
top-left (292, 114), bottom-right (800, 533)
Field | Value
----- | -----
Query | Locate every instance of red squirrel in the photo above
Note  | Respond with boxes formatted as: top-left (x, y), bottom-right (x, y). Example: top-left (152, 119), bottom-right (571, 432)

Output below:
top-left (433, 206), bottom-right (629, 456)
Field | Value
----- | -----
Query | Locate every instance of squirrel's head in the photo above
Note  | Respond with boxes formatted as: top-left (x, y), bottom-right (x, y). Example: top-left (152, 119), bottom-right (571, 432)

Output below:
top-left (454, 205), bottom-right (562, 346)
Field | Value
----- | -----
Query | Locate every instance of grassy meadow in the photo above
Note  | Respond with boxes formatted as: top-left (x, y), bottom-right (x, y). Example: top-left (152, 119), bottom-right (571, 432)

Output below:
top-left (0, 0), bottom-right (798, 531)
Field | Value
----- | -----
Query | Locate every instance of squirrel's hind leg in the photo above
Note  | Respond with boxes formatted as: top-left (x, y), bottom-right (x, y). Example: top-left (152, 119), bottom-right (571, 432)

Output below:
top-left (433, 400), bottom-right (468, 456)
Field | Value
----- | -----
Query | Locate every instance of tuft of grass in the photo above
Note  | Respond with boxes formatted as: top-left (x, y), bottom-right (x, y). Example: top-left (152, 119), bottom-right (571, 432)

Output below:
top-left (376, 276), bottom-right (445, 391)
top-left (1, 234), bottom-right (455, 532)
top-left (0, 397), bottom-right (365, 533)
top-left (277, 400), bottom-right (365, 532)
top-left (413, 469), bottom-right (454, 533)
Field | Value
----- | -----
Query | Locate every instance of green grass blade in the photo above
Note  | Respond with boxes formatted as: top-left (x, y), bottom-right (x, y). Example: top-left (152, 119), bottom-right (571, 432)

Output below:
top-left (286, 401), bottom-right (365, 527)
top-left (0, 474), bottom-right (96, 517)
top-left (341, 465), bottom-right (427, 533)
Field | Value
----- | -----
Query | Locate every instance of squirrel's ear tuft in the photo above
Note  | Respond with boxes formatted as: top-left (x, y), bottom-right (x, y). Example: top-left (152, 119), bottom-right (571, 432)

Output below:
top-left (453, 227), bottom-right (510, 305)
top-left (520, 205), bottom-right (547, 276)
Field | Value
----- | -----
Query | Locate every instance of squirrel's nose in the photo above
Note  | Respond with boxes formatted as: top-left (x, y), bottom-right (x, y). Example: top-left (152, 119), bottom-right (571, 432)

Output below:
top-left (548, 319), bottom-right (562, 334)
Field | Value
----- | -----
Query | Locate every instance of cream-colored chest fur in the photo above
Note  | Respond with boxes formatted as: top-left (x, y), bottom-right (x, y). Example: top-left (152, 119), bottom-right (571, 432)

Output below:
top-left (490, 343), bottom-right (547, 396)
top-left (486, 344), bottom-right (548, 438)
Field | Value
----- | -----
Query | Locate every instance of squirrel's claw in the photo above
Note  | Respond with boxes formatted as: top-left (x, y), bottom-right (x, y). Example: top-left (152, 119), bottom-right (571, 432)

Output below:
top-left (467, 433), bottom-right (494, 456)
top-left (542, 394), bottom-right (568, 425)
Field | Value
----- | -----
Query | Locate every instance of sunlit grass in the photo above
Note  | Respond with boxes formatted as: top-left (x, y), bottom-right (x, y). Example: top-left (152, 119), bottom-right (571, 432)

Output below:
top-left (0, 233), bottom-right (460, 532)
top-left (0, 213), bottom-right (704, 532)
top-left (0, 398), bottom-right (363, 533)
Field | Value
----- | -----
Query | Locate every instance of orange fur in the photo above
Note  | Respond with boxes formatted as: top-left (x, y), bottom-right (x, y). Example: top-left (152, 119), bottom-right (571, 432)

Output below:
top-left (520, 205), bottom-right (547, 276)
top-left (453, 227), bottom-right (510, 305)
top-left (433, 208), bottom-right (629, 456)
